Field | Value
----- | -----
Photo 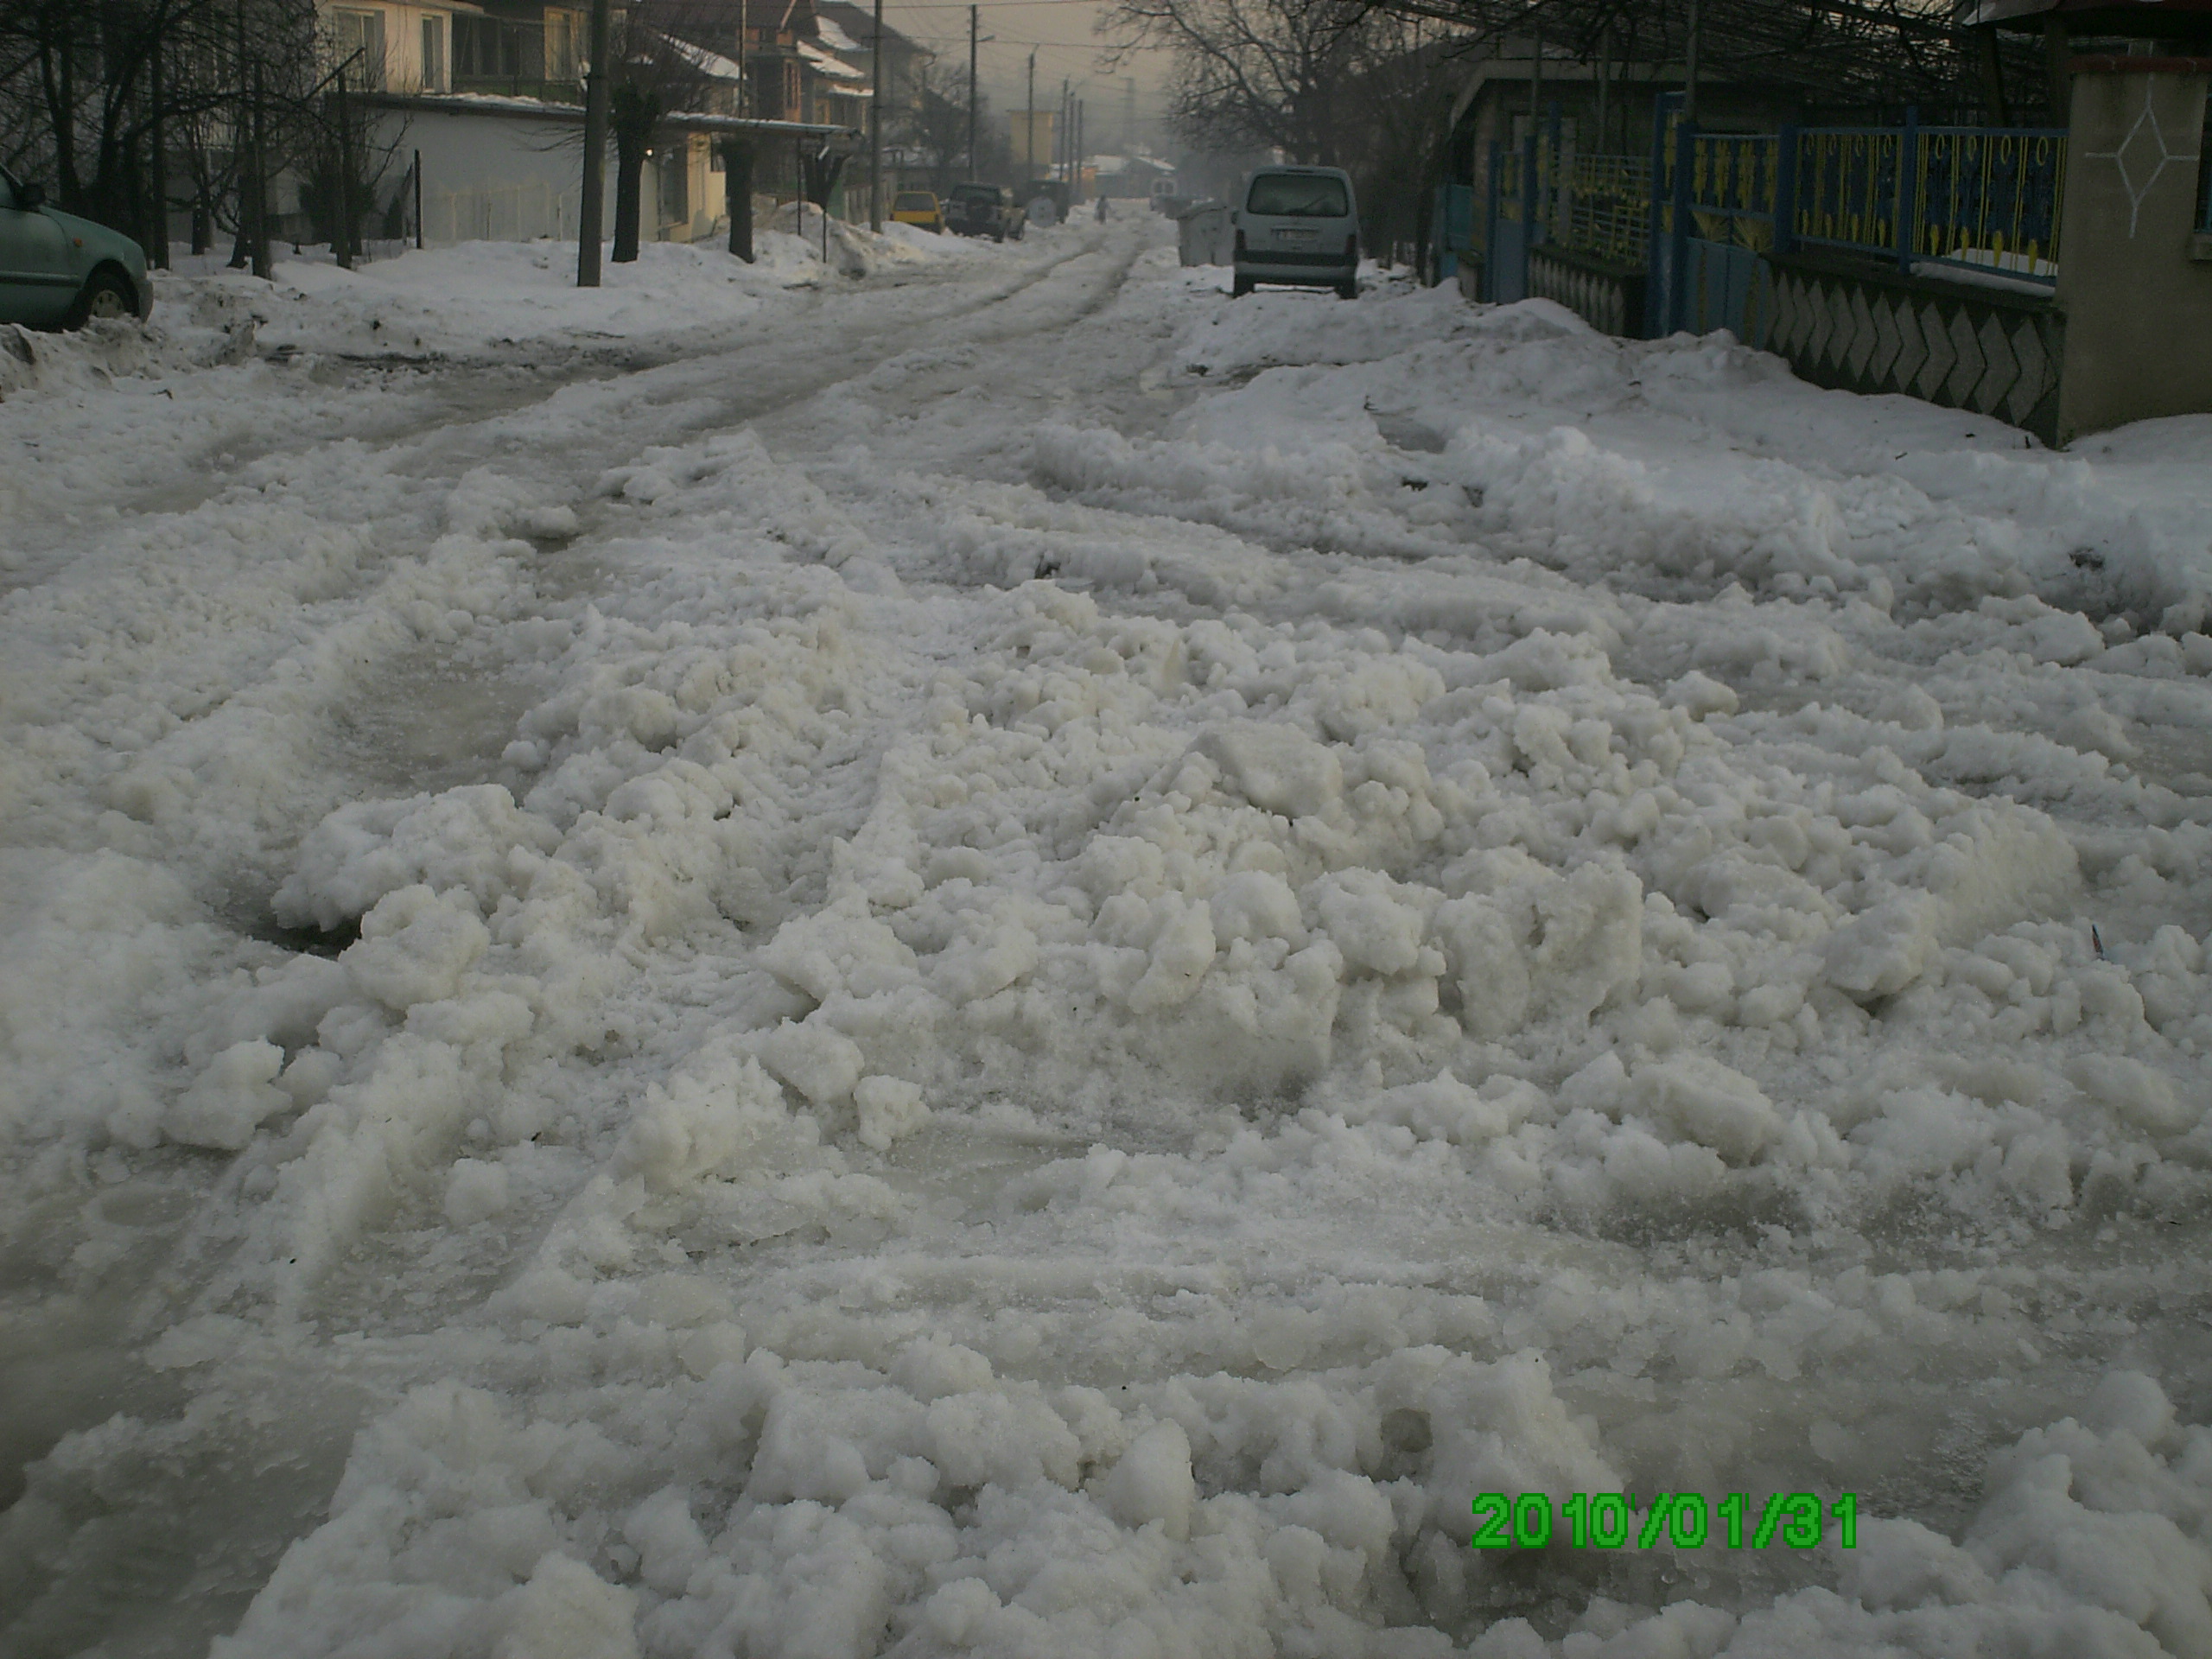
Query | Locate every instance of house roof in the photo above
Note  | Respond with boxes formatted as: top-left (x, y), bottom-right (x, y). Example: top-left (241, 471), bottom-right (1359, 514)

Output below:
top-left (1973, 0), bottom-right (2212, 29)
top-left (798, 36), bottom-right (869, 83)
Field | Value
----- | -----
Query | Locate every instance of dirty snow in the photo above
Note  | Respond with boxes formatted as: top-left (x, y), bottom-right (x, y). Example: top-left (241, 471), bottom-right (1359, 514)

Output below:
top-left (4, 226), bottom-right (2212, 1659)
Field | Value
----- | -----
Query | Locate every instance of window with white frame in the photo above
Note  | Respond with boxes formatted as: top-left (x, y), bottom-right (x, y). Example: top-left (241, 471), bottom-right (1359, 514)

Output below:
top-left (328, 9), bottom-right (388, 90)
top-left (421, 15), bottom-right (447, 92)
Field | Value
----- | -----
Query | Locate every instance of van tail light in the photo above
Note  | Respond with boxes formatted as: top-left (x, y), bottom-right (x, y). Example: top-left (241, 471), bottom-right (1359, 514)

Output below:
top-left (1235, 230), bottom-right (1246, 257)
top-left (1345, 234), bottom-right (1359, 259)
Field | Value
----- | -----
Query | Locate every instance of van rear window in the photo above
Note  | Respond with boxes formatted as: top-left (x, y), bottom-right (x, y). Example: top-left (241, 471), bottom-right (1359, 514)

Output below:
top-left (1246, 175), bottom-right (1349, 217)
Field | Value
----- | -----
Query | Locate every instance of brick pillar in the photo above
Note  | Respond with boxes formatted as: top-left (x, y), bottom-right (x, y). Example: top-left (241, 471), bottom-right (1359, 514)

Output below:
top-left (2055, 57), bottom-right (2212, 444)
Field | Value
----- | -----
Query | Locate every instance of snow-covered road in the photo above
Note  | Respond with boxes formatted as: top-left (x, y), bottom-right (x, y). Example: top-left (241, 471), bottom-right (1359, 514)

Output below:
top-left (6, 215), bottom-right (2212, 1659)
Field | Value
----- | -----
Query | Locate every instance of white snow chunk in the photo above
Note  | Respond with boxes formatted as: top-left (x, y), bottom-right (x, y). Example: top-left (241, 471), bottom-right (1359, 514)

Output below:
top-left (1210, 869), bottom-right (1306, 945)
top-left (1635, 1053), bottom-right (1785, 1165)
top-left (1192, 722), bottom-right (1344, 819)
top-left (1098, 1421), bottom-right (1198, 1540)
top-left (275, 785), bottom-right (559, 931)
top-left (343, 884), bottom-right (491, 1012)
top-left (854, 1075), bottom-right (930, 1152)
top-left (1310, 870), bottom-right (1427, 976)
top-left (493, 1552), bottom-right (639, 1659)
top-left (2069, 1055), bottom-right (2198, 1136)
top-left (1357, 1071), bottom-right (1541, 1145)
top-left (1664, 670), bottom-right (1740, 719)
top-left (753, 1020), bottom-right (866, 1106)
top-left (163, 1039), bottom-right (289, 1151)
top-left (1823, 893), bottom-right (1942, 1000)
top-left (443, 1158), bottom-right (512, 1225)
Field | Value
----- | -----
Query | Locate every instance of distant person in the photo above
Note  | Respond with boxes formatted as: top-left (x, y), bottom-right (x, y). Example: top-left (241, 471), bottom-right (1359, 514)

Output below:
top-left (1096, 196), bottom-right (1109, 224)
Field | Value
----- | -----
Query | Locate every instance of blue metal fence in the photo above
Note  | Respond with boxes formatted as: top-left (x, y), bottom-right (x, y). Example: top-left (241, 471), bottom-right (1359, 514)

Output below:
top-left (1459, 96), bottom-right (2070, 339)
top-left (1796, 122), bottom-right (2065, 281)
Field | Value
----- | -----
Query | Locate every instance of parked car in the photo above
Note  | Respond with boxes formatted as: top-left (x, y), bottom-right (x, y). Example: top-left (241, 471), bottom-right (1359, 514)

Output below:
top-left (0, 163), bottom-right (153, 329)
top-left (1231, 165), bottom-right (1358, 301)
top-left (944, 183), bottom-right (1025, 243)
top-left (890, 191), bottom-right (944, 232)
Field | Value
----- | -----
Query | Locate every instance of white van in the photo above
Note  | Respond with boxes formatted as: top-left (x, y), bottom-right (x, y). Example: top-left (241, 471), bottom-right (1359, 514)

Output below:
top-left (1231, 165), bottom-right (1358, 299)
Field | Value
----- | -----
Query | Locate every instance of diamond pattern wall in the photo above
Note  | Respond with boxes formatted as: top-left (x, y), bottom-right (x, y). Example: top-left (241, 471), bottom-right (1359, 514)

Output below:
top-left (1754, 259), bottom-right (2063, 443)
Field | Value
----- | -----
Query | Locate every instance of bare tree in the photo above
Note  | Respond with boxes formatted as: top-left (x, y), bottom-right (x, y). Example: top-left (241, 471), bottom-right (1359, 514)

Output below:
top-left (893, 57), bottom-right (1008, 193)
top-left (609, 0), bottom-right (733, 261)
top-left (1103, 0), bottom-right (1371, 164)
top-left (0, 0), bottom-right (394, 273)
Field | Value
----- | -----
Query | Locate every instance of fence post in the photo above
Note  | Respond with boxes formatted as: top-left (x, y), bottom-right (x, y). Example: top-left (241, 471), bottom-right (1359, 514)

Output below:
top-left (1671, 117), bottom-right (1695, 332)
top-left (1546, 97), bottom-right (1562, 244)
top-left (1522, 132), bottom-right (1541, 249)
top-left (1773, 125), bottom-right (1796, 256)
top-left (1896, 104), bottom-right (1919, 272)
top-left (1484, 141), bottom-right (1502, 301)
top-left (1647, 92), bottom-right (1679, 337)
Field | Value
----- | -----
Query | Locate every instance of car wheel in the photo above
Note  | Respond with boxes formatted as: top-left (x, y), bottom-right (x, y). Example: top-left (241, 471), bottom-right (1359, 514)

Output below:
top-left (68, 266), bottom-right (137, 328)
top-left (1335, 280), bottom-right (1357, 301)
top-left (1231, 275), bottom-right (1253, 298)
top-left (994, 227), bottom-right (1005, 243)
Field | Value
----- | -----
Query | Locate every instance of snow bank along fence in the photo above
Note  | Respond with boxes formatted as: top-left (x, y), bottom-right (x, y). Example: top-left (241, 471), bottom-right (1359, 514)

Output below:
top-left (1437, 56), bottom-right (2212, 446)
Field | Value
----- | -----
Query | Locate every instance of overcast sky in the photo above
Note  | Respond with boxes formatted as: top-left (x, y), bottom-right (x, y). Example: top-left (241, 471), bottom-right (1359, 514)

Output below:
top-left (879, 0), bottom-right (1179, 155)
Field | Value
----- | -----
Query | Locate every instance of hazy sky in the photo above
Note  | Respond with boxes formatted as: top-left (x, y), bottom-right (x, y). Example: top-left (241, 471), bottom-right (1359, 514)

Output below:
top-left (879, 0), bottom-right (1179, 155)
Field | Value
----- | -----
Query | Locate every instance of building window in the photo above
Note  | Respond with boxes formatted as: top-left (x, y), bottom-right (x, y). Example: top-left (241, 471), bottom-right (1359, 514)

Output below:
top-left (454, 15), bottom-right (543, 86)
top-left (544, 10), bottom-right (579, 82)
top-left (330, 9), bottom-right (387, 91)
top-left (421, 16), bottom-right (446, 92)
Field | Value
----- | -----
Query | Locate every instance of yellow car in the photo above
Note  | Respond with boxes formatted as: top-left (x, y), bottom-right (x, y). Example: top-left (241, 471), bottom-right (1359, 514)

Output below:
top-left (890, 191), bottom-right (944, 233)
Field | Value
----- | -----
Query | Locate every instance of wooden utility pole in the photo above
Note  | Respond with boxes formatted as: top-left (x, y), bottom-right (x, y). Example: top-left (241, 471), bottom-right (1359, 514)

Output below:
top-left (1026, 52), bottom-right (1037, 181)
top-left (868, 0), bottom-right (885, 229)
top-left (577, 0), bottom-right (612, 285)
top-left (724, 136), bottom-right (754, 260)
top-left (967, 6), bottom-right (979, 180)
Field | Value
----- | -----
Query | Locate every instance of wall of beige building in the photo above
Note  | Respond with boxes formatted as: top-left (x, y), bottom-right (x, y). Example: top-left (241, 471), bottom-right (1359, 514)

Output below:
top-left (2055, 59), bottom-right (2212, 444)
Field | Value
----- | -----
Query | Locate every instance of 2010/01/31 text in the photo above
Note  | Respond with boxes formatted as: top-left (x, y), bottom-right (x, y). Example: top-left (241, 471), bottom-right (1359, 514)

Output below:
top-left (1470, 1491), bottom-right (1859, 1551)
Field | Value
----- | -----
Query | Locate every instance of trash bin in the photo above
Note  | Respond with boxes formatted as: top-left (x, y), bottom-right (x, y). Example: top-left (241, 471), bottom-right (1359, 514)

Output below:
top-left (1175, 202), bottom-right (1231, 268)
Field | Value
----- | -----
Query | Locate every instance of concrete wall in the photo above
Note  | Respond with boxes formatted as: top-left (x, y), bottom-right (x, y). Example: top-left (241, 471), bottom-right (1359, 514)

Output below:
top-left (376, 110), bottom-right (725, 247)
top-left (378, 107), bottom-right (602, 245)
top-left (2055, 60), bottom-right (2212, 444)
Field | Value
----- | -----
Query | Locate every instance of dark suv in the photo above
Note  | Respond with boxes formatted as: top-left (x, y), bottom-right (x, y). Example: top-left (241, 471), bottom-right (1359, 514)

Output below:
top-left (944, 183), bottom-right (1026, 243)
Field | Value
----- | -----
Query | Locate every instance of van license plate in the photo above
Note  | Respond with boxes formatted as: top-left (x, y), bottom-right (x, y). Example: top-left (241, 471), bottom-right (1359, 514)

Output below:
top-left (1275, 227), bottom-right (1319, 242)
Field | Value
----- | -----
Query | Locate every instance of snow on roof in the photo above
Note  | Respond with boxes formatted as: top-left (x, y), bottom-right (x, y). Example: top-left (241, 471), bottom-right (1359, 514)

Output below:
top-left (663, 33), bottom-right (747, 83)
top-left (798, 37), bottom-right (869, 82)
top-left (812, 15), bottom-right (865, 54)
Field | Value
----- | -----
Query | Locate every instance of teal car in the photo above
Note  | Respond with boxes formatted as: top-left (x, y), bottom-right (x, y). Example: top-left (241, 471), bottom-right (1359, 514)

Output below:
top-left (0, 163), bottom-right (152, 329)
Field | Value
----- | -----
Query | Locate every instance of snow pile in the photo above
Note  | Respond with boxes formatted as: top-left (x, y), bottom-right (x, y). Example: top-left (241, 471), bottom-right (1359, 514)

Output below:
top-left (6, 219), bottom-right (2212, 1656)
top-left (149, 227), bottom-right (988, 362)
top-left (1031, 288), bottom-right (2212, 625)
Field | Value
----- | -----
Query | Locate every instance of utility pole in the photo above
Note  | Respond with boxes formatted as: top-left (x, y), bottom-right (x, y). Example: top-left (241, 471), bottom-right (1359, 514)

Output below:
top-left (967, 6), bottom-right (979, 179)
top-left (1683, 0), bottom-right (1701, 125)
top-left (577, 0), bottom-right (612, 285)
top-left (868, 0), bottom-right (884, 230)
top-left (1026, 51), bottom-right (1036, 182)
top-left (1058, 78), bottom-right (1069, 182)
top-left (735, 0), bottom-right (746, 118)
